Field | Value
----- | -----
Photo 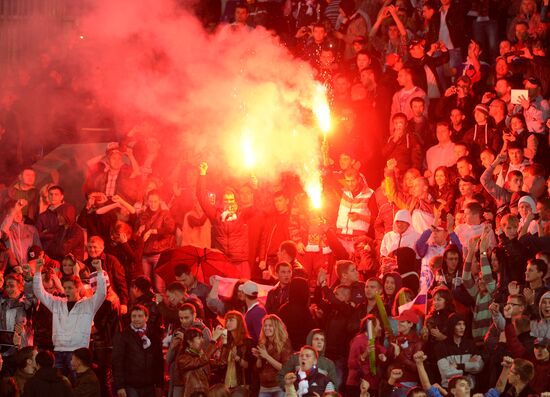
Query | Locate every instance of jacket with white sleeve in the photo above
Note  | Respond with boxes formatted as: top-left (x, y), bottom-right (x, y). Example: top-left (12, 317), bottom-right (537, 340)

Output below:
top-left (32, 270), bottom-right (106, 351)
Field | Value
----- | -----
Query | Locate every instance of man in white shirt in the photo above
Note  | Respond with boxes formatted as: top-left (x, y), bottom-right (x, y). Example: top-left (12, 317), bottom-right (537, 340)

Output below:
top-left (33, 258), bottom-right (106, 377)
top-left (454, 202), bottom-right (496, 255)
top-left (391, 68), bottom-right (429, 121)
top-left (425, 121), bottom-right (457, 183)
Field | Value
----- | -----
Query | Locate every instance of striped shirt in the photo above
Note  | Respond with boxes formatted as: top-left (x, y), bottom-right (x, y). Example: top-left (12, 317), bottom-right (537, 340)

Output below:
top-left (462, 255), bottom-right (496, 341)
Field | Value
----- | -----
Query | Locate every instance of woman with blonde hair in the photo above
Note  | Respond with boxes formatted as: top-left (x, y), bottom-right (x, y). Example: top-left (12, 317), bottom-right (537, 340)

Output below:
top-left (253, 314), bottom-right (293, 397)
top-left (211, 310), bottom-right (253, 392)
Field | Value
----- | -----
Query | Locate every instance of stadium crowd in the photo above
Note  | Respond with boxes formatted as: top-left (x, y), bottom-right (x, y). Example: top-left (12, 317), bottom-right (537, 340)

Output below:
top-left (1, 0), bottom-right (550, 396)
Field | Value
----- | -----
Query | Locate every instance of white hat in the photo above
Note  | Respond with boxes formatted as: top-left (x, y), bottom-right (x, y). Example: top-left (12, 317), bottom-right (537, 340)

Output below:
top-left (239, 280), bottom-right (258, 296)
top-left (518, 195), bottom-right (538, 214)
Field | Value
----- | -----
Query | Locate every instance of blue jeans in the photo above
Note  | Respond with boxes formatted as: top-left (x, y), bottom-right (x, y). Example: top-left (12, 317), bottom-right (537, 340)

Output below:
top-left (472, 19), bottom-right (498, 62)
top-left (54, 351), bottom-right (74, 382)
top-left (438, 47), bottom-right (463, 88)
top-left (142, 254), bottom-right (165, 293)
top-left (259, 391), bottom-right (285, 397)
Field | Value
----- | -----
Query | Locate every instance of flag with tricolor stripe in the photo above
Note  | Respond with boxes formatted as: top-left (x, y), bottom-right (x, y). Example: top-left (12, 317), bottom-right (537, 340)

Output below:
top-left (398, 259), bottom-right (433, 315)
top-left (398, 292), bottom-right (428, 315)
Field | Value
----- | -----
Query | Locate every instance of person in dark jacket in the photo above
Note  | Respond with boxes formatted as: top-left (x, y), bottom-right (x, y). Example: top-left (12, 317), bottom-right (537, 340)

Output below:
top-left (462, 104), bottom-right (501, 161)
top-left (84, 236), bottom-right (129, 312)
top-left (278, 277), bottom-right (317, 350)
top-left (382, 113), bottom-right (423, 173)
top-left (112, 305), bottom-right (164, 397)
top-left (70, 348), bottom-right (100, 397)
top-left (258, 191), bottom-right (291, 273)
top-left (406, 39), bottom-right (450, 100)
top-left (135, 189), bottom-right (176, 293)
top-left (312, 282), bottom-right (354, 388)
top-left (35, 185), bottom-right (71, 253)
top-left (129, 276), bottom-right (163, 339)
top-left (22, 350), bottom-right (72, 397)
top-left (106, 220), bottom-right (144, 289)
top-left (196, 162), bottom-right (250, 278)
top-left (47, 203), bottom-right (85, 262)
top-left (433, 313), bottom-right (484, 389)
top-left (90, 271), bottom-right (120, 397)
top-left (265, 262), bottom-right (292, 314)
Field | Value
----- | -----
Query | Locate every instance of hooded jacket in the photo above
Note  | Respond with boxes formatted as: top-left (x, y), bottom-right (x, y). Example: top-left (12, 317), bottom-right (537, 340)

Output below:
top-left (277, 329), bottom-right (338, 389)
top-left (313, 285), bottom-right (355, 360)
top-left (380, 210), bottom-right (420, 257)
top-left (48, 204), bottom-right (85, 261)
top-left (434, 314), bottom-right (484, 388)
top-left (279, 277), bottom-right (317, 350)
top-left (530, 291), bottom-right (550, 339)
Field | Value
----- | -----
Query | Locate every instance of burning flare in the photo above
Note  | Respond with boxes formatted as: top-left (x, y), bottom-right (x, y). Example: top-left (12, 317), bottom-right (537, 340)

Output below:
top-left (304, 170), bottom-right (322, 209)
top-left (241, 133), bottom-right (255, 169)
top-left (312, 84), bottom-right (331, 138)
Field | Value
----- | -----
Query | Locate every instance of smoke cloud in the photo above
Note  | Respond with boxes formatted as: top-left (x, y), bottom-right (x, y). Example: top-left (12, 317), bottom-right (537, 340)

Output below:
top-left (72, 0), bottom-right (325, 187)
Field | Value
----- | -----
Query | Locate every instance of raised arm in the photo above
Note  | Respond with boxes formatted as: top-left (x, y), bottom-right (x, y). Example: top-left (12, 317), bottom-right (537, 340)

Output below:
top-left (462, 237), bottom-right (479, 297)
top-left (413, 351), bottom-right (432, 391)
top-left (479, 225), bottom-right (496, 293)
top-left (89, 259), bottom-right (107, 312)
top-left (388, 5), bottom-right (407, 37)
top-left (32, 259), bottom-right (61, 311)
top-left (195, 162), bottom-right (218, 221)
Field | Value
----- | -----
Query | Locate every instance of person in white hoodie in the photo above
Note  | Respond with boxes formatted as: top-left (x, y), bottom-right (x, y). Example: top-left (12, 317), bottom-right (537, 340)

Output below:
top-left (531, 291), bottom-right (550, 339)
top-left (380, 209), bottom-right (420, 257)
top-left (33, 257), bottom-right (106, 378)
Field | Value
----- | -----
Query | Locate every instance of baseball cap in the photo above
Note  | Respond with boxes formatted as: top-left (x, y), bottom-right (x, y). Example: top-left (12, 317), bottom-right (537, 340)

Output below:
top-left (27, 245), bottom-right (43, 261)
top-left (534, 337), bottom-right (549, 348)
top-left (238, 280), bottom-right (258, 296)
top-left (395, 309), bottom-right (419, 323)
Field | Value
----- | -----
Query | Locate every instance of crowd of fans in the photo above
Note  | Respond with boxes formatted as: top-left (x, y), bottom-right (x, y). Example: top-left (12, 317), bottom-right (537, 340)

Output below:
top-left (1, 0), bottom-right (550, 396)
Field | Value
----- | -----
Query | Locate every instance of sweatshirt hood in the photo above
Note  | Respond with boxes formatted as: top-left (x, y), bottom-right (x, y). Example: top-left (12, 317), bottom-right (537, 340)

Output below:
top-left (540, 291), bottom-right (550, 320)
top-left (56, 204), bottom-right (77, 226)
top-left (382, 272), bottom-right (403, 295)
top-left (393, 209), bottom-right (412, 224)
top-left (288, 277), bottom-right (309, 306)
top-left (306, 328), bottom-right (326, 356)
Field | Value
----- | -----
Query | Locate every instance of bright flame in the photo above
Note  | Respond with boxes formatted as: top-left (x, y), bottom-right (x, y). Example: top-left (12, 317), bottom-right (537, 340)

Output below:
top-left (312, 84), bottom-right (331, 136)
top-left (304, 171), bottom-right (322, 209)
top-left (241, 133), bottom-right (255, 169)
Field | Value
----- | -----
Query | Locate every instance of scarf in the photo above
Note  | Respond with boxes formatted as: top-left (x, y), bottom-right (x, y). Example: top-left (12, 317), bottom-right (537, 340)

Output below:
top-left (221, 211), bottom-right (237, 222)
top-left (297, 369), bottom-right (315, 396)
top-left (130, 324), bottom-right (151, 349)
top-left (224, 348), bottom-right (238, 388)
